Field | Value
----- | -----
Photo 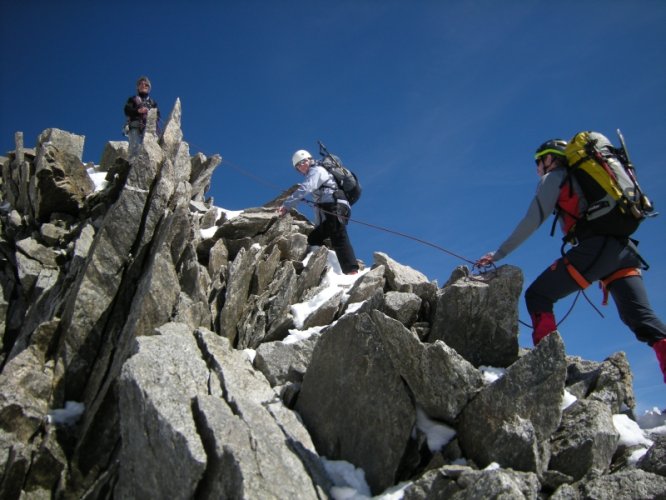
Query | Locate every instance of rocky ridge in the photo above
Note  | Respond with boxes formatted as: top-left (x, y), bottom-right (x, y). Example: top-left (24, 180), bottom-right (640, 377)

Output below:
top-left (1, 101), bottom-right (664, 499)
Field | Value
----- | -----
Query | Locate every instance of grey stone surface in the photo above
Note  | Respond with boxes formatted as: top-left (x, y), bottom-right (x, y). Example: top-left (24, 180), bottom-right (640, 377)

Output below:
top-left (0, 109), bottom-right (657, 499)
top-left (430, 264), bottom-right (523, 368)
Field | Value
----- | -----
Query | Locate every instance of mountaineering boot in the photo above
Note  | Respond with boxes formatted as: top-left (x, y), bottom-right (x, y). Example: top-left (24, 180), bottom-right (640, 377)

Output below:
top-left (530, 312), bottom-right (557, 346)
top-left (652, 339), bottom-right (666, 383)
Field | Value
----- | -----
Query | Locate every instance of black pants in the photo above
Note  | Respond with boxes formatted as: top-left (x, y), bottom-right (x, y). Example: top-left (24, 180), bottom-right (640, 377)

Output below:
top-left (308, 203), bottom-right (358, 274)
top-left (525, 235), bottom-right (666, 346)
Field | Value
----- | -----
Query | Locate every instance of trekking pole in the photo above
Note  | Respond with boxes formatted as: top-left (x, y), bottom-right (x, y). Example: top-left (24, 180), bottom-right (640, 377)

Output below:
top-left (317, 140), bottom-right (328, 157)
top-left (317, 140), bottom-right (344, 170)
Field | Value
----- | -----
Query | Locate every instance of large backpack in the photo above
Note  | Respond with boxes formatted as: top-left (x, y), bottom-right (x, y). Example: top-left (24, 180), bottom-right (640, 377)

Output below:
top-left (318, 142), bottom-right (362, 205)
top-left (561, 130), bottom-right (655, 239)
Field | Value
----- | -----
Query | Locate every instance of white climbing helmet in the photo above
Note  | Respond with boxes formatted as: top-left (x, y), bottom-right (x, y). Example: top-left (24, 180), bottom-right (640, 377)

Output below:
top-left (291, 150), bottom-right (312, 168)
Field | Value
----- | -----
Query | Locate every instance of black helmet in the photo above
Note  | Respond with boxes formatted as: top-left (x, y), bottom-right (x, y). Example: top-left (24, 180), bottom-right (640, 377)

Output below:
top-left (535, 139), bottom-right (567, 160)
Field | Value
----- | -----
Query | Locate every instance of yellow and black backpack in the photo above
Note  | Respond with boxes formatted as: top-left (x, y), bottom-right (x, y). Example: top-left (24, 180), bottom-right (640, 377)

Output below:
top-left (562, 130), bottom-right (655, 239)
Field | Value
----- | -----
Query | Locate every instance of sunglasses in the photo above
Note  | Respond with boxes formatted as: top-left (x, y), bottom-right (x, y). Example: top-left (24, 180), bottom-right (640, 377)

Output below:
top-left (296, 158), bottom-right (310, 167)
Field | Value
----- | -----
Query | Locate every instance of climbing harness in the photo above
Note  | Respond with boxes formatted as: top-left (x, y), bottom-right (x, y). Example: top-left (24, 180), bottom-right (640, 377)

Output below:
top-left (599, 267), bottom-right (641, 306)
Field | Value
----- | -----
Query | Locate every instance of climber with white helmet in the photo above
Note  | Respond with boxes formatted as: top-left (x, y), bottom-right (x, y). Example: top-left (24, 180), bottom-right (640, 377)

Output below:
top-left (278, 149), bottom-right (359, 275)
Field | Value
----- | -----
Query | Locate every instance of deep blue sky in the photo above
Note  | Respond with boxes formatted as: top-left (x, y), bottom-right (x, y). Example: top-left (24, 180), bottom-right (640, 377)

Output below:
top-left (2, 1), bottom-right (664, 411)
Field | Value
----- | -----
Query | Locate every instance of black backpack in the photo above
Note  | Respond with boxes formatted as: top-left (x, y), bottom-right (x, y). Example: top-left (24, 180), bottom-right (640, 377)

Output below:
top-left (318, 142), bottom-right (362, 205)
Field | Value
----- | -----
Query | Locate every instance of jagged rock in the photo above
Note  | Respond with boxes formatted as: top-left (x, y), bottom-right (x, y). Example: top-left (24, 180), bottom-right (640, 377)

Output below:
top-left (14, 238), bottom-right (62, 306)
top-left (207, 237), bottom-right (229, 279)
top-left (39, 222), bottom-right (69, 246)
top-left (372, 311), bottom-right (483, 424)
top-left (159, 99), bottom-right (186, 162)
top-left (296, 245), bottom-right (329, 300)
top-left (179, 244), bottom-right (212, 305)
top-left (454, 468), bottom-right (540, 499)
top-left (0, 322), bottom-right (67, 498)
top-left (254, 334), bottom-right (321, 386)
top-left (579, 468), bottom-right (666, 499)
top-left (566, 356), bottom-right (602, 399)
top-left (16, 236), bottom-right (60, 268)
top-left (411, 321), bottom-right (431, 341)
top-left (382, 290), bottom-right (422, 327)
top-left (190, 200), bottom-right (209, 214)
top-left (541, 469), bottom-right (576, 492)
top-left (21, 426), bottom-right (67, 498)
top-left (301, 289), bottom-right (344, 330)
top-left (403, 466), bottom-right (470, 499)
top-left (588, 352), bottom-right (636, 413)
top-left (215, 208), bottom-right (275, 245)
top-left (255, 244), bottom-right (282, 295)
top-left (37, 128), bottom-right (85, 160)
top-left (14, 249), bottom-right (45, 295)
top-left (549, 399), bottom-right (619, 480)
top-left (219, 244), bottom-right (263, 345)
top-left (457, 333), bottom-right (567, 473)
top-left (71, 222), bottom-right (95, 263)
top-left (32, 130), bottom-right (94, 222)
top-left (296, 312), bottom-right (415, 494)
top-left (99, 141), bottom-right (128, 171)
top-left (0, 109), bottom-right (658, 499)
top-left (233, 259), bottom-right (300, 349)
top-left (118, 323), bottom-right (209, 499)
top-left (565, 353), bottom-right (636, 414)
top-left (0, 434), bottom-right (31, 500)
top-left (189, 152), bottom-right (222, 202)
top-left (440, 264), bottom-right (470, 289)
top-left (638, 434), bottom-right (666, 476)
top-left (404, 466), bottom-right (539, 499)
top-left (262, 261), bottom-right (299, 339)
top-left (0, 341), bottom-right (53, 444)
top-left (346, 264), bottom-right (385, 305)
top-left (199, 206), bottom-right (218, 229)
top-left (429, 264), bottom-right (522, 368)
top-left (550, 483), bottom-right (581, 499)
top-left (374, 251), bottom-right (436, 299)
top-left (195, 328), bottom-right (329, 498)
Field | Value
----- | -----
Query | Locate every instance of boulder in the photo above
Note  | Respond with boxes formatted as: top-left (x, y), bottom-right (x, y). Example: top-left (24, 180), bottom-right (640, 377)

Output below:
top-left (429, 265), bottom-right (522, 368)
top-left (458, 333), bottom-right (567, 472)
top-left (296, 312), bottom-right (414, 494)
top-left (549, 399), bottom-right (619, 480)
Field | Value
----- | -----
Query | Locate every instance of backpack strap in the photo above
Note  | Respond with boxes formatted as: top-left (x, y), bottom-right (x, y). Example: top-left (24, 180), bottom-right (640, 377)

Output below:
top-left (314, 162), bottom-right (340, 197)
top-left (318, 160), bottom-right (347, 202)
top-left (551, 173), bottom-right (581, 242)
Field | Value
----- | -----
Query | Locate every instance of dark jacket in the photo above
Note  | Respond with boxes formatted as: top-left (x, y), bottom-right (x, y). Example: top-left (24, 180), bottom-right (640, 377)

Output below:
top-left (124, 93), bottom-right (159, 130)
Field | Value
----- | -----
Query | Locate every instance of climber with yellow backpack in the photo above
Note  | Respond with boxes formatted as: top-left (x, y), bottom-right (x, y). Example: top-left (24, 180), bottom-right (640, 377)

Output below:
top-left (476, 131), bottom-right (666, 382)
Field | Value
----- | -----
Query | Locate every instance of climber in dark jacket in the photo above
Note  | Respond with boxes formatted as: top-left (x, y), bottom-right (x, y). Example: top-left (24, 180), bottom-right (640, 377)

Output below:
top-left (124, 76), bottom-right (159, 156)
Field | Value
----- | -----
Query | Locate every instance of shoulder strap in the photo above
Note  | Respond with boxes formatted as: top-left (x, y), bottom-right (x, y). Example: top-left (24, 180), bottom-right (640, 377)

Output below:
top-left (550, 173), bottom-right (581, 239)
top-left (314, 162), bottom-right (339, 191)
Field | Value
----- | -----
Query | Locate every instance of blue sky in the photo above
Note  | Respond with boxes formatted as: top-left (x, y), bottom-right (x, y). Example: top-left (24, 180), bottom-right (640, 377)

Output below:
top-left (2, 1), bottom-right (664, 411)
